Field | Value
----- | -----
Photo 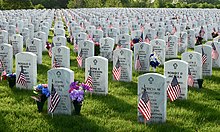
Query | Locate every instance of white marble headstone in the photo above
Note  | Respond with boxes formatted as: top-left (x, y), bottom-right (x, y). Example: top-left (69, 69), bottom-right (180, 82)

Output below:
top-left (78, 40), bottom-right (94, 68)
top-left (16, 52), bottom-right (37, 89)
top-left (113, 48), bottom-right (132, 82)
top-left (181, 52), bottom-right (202, 88)
top-left (85, 56), bottom-right (108, 95)
top-left (26, 38), bottom-right (42, 64)
top-left (100, 37), bottom-right (114, 61)
top-left (0, 44), bottom-right (13, 73)
top-left (11, 34), bottom-right (23, 55)
top-left (164, 60), bottom-right (188, 100)
top-left (151, 39), bottom-right (166, 65)
top-left (52, 36), bottom-right (67, 47)
top-left (195, 45), bottom-right (212, 76)
top-left (52, 46), bottom-right (70, 69)
top-left (134, 42), bottom-right (152, 71)
top-left (48, 68), bottom-right (74, 115)
top-left (138, 73), bottom-right (166, 123)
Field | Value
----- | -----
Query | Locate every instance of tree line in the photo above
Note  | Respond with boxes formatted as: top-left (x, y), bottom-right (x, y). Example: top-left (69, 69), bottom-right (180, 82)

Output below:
top-left (0, 0), bottom-right (220, 9)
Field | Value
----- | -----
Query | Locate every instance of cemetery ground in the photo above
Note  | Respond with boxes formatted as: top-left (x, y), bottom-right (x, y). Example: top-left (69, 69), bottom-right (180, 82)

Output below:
top-left (0, 33), bottom-right (220, 132)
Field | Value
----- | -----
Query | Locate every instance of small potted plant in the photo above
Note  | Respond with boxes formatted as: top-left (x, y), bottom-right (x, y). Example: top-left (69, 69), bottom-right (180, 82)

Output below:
top-left (6, 73), bottom-right (16, 88)
top-left (69, 81), bottom-right (93, 115)
top-left (31, 84), bottom-right (50, 112)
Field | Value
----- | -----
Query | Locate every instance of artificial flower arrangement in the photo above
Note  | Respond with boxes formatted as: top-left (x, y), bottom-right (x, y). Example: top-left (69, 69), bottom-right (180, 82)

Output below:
top-left (68, 81), bottom-right (93, 115)
top-left (6, 73), bottom-right (16, 88)
top-left (31, 84), bottom-right (50, 112)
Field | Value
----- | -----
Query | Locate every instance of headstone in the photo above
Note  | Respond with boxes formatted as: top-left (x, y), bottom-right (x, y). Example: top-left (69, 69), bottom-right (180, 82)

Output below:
top-left (165, 35), bottom-right (178, 59)
top-left (150, 39), bottom-right (166, 65)
top-left (78, 40), bottom-right (95, 68)
top-left (107, 28), bottom-right (118, 43)
top-left (52, 46), bottom-right (70, 69)
top-left (15, 52), bottom-right (37, 89)
top-left (52, 36), bottom-right (67, 47)
top-left (134, 42), bottom-right (152, 71)
top-left (92, 29), bottom-right (103, 45)
top-left (113, 48), bottom-right (132, 82)
top-left (156, 27), bottom-right (165, 40)
top-left (164, 59), bottom-right (188, 99)
top-left (85, 56), bottom-right (108, 95)
top-left (138, 73), bottom-right (166, 123)
top-left (181, 52), bottom-right (202, 88)
top-left (8, 25), bottom-right (16, 43)
top-left (100, 37), bottom-right (114, 61)
top-left (34, 31), bottom-right (47, 51)
top-left (117, 34), bottom-right (131, 49)
top-left (54, 28), bottom-right (65, 37)
top-left (178, 32), bottom-right (187, 53)
top-left (206, 41), bottom-right (220, 68)
top-left (194, 45), bottom-right (212, 76)
top-left (26, 38), bottom-right (42, 64)
top-left (48, 68), bottom-right (74, 115)
top-left (0, 30), bottom-right (8, 44)
top-left (187, 29), bottom-right (195, 48)
top-left (28, 24), bottom-right (34, 40)
top-left (0, 44), bottom-right (13, 73)
top-left (11, 34), bottom-right (23, 55)
top-left (21, 28), bottom-right (29, 46)
top-left (143, 27), bottom-right (156, 43)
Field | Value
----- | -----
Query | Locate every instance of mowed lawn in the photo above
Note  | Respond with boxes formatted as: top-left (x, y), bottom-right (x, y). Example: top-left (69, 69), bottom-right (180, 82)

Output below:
top-left (0, 31), bottom-right (220, 132)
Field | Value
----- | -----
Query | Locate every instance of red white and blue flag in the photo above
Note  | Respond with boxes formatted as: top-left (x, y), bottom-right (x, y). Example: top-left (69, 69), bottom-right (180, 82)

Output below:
top-left (138, 89), bottom-right (151, 121)
top-left (48, 81), bottom-right (60, 113)
top-left (167, 75), bottom-right (181, 102)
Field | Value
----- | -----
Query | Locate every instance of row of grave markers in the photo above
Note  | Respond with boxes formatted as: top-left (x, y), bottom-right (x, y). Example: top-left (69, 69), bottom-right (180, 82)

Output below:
top-left (0, 8), bottom-right (220, 123)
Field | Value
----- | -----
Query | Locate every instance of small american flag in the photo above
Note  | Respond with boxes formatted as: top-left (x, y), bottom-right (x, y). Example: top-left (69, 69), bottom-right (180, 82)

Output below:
top-left (144, 35), bottom-right (150, 43)
top-left (77, 50), bottom-right (83, 67)
top-left (116, 44), bottom-right (122, 49)
top-left (0, 59), bottom-right (3, 69)
top-left (112, 57), bottom-right (121, 81)
top-left (16, 65), bottom-right (28, 88)
top-left (48, 43), bottom-right (54, 58)
top-left (211, 43), bottom-right (219, 60)
top-left (135, 54), bottom-right (142, 70)
top-left (138, 89), bottom-right (151, 121)
top-left (202, 47), bottom-right (207, 65)
top-left (74, 43), bottom-right (78, 51)
top-left (85, 66), bottom-right (93, 87)
top-left (139, 37), bottom-right (143, 42)
top-left (53, 57), bottom-right (60, 68)
top-left (188, 68), bottom-right (194, 87)
top-left (171, 26), bottom-right (177, 35)
top-left (48, 81), bottom-right (60, 113)
top-left (167, 75), bottom-right (181, 102)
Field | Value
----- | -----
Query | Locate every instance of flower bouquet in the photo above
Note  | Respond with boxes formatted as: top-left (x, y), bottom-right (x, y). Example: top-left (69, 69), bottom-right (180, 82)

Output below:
top-left (6, 73), bottom-right (16, 88)
top-left (69, 81), bottom-right (93, 115)
top-left (31, 84), bottom-right (50, 112)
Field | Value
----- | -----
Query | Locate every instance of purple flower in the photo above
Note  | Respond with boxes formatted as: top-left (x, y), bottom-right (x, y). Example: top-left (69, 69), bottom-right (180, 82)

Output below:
top-left (69, 89), bottom-right (84, 102)
top-left (69, 81), bottom-right (79, 93)
top-left (81, 83), bottom-right (93, 92)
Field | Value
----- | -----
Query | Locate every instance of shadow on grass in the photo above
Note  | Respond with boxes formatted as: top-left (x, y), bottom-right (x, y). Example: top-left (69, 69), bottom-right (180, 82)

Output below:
top-left (89, 94), bottom-right (136, 121)
top-left (172, 99), bottom-right (220, 124)
top-left (0, 112), bottom-right (11, 132)
top-left (147, 120), bottom-right (192, 131)
top-left (43, 114), bottom-right (109, 131)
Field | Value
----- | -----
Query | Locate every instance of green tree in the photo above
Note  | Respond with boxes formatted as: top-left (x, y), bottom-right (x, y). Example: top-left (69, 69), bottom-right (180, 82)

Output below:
top-left (67, 0), bottom-right (85, 8)
top-left (2, 0), bottom-right (33, 9)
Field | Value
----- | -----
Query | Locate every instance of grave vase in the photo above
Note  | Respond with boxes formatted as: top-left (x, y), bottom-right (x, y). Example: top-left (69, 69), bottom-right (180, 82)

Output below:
top-left (73, 100), bottom-right (82, 115)
top-left (37, 94), bottom-right (47, 113)
top-left (8, 76), bottom-right (16, 88)
top-left (197, 79), bottom-right (204, 89)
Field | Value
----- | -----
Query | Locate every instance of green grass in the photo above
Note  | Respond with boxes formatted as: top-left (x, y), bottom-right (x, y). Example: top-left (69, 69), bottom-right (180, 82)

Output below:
top-left (0, 31), bottom-right (220, 132)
